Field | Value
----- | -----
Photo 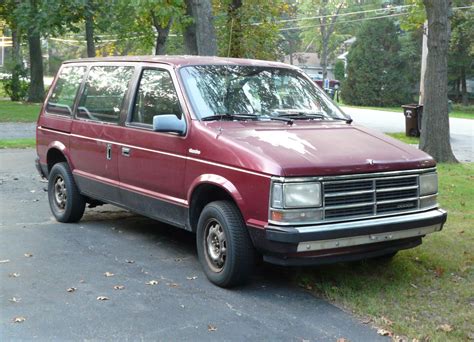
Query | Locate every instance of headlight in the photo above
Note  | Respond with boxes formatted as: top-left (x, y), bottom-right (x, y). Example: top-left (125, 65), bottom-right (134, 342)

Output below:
top-left (271, 182), bottom-right (322, 208)
top-left (420, 173), bottom-right (438, 196)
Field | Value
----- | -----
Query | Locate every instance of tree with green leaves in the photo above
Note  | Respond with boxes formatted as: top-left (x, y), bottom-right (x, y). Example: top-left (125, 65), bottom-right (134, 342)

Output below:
top-left (0, 0), bottom-right (24, 101)
top-left (448, 0), bottom-right (473, 106)
top-left (214, 0), bottom-right (288, 60)
top-left (299, 0), bottom-right (344, 84)
top-left (13, 0), bottom-right (81, 102)
top-left (342, 18), bottom-right (410, 107)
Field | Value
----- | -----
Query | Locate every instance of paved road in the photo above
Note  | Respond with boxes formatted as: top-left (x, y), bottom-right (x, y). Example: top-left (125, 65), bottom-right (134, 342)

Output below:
top-left (0, 123), bottom-right (36, 140)
top-left (0, 149), bottom-right (386, 341)
top-left (341, 107), bottom-right (474, 162)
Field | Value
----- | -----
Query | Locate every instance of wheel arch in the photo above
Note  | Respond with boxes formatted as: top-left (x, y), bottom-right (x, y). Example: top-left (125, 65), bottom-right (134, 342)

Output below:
top-left (187, 175), bottom-right (245, 232)
top-left (46, 141), bottom-right (72, 173)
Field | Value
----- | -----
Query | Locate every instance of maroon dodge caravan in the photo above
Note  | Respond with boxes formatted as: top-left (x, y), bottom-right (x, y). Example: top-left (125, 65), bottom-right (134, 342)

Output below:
top-left (36, 56), bottom-right (447, 287)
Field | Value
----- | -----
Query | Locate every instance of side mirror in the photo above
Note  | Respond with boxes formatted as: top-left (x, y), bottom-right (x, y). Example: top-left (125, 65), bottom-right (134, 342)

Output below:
top-left (152, 115), bottom-right (186, 135)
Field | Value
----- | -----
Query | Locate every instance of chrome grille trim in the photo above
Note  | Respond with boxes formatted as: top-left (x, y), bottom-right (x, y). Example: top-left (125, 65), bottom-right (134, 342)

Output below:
top-left (322, 172), bottom-right (424, 221)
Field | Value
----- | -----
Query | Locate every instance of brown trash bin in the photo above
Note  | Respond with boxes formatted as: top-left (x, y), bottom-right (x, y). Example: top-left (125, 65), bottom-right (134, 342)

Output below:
top-left (401, 104), bottom-right (423, 137)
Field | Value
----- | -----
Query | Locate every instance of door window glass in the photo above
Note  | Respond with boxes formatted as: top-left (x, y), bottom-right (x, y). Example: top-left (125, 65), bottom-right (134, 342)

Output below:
top-left (132, 69), bottom-right (182, 125)
top-left (77, 66), bottom-right (134, 123)
top-left (46, 66), bottom-right (87, 116)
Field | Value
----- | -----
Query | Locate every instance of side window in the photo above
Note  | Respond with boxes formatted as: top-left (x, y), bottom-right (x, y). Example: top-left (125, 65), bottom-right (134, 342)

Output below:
top-left (131, 69), bottom-right (183, 126)
top-left (77, 66), bottom-right (134, 123)
top-left (46, 66), bottom-right (86, 116)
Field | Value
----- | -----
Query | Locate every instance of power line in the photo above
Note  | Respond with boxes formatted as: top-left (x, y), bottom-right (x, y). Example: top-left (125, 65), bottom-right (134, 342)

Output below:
top-left (275, 4), bottom-right (415, 25)
top-left (279, 5), bottom-right (473, 32)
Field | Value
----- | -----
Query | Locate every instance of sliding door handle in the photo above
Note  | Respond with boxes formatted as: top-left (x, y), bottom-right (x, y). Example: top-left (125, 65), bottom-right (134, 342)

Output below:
top-left (122, 147), bottom-right (131, 157)
top-left (106, 144), bottom-right (112, 160)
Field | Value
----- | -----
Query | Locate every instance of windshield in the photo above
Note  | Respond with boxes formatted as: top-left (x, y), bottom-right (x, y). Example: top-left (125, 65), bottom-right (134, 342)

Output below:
top-left (179, 65), bottom-right (348, 121)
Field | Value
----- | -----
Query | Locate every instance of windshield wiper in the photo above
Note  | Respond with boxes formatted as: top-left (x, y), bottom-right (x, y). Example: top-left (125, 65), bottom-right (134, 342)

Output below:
top-left (274, 110), bottom-right (352, 123)
top-left (201, 113), bottom-right (259, 121)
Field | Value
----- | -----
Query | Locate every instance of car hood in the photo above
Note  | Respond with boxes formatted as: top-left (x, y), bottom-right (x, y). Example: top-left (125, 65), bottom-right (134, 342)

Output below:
top-left (196, 121), bottom-right (435, 177)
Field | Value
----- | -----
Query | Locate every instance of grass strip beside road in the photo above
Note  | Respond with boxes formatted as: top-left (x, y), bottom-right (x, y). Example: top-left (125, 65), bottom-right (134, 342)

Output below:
top-left (341, 103), bottom-right (474, 120)
top-left (0, 100), bottom-right (41, 122)
top-left (296, 163), bottom-right (474, 341)
top-left (386, 132), bottom-right (420, 145)
top-left (0, 138), bottom-right (36, 149)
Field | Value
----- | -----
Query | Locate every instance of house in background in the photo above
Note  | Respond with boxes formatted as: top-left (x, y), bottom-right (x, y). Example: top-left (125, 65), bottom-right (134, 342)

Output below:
top-left (282, 52), bottom-right (335, 81)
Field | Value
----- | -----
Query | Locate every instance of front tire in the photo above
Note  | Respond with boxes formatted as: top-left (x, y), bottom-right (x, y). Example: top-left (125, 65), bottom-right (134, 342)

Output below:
top-left (48, 162), bottom-right (86, 223)
top-left (196, 201), bottom-right (255, 287)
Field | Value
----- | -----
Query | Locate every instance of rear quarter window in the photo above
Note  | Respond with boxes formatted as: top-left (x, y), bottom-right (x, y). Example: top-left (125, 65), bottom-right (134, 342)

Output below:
top-left (46, 66), bottom-right (87, 116)
top-left (77, 66), bottom-right (134, 123)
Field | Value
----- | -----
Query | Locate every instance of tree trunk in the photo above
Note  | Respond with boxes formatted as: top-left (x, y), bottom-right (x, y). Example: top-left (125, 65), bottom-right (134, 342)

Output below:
top-left (27, 29), bottom-right (45, 103)
top-left (460, 66), bottom-right (468, 106)
top-left (420, 0), bottom-right (457, 163)
top-left (184, 0), bottom-right (198, 55)
top-left (193, 0), bottom-right (217, 56)
top-left (154, 22), bottom-right (172, 55)
top-left (227, 0), bottom-right (243, 57)
top-left (85, 0), bottom-right (96, 58)
top-left (10, 27), bottom-right (22, 101)
top-left (321, 40), bottom-right (329, 86)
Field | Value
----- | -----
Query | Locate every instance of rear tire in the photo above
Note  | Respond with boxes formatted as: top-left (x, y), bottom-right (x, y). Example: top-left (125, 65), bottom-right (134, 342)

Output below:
top-left (48, 162), bottom-right (86, 223)
top-left (196, 201), bottom-right (255, 287)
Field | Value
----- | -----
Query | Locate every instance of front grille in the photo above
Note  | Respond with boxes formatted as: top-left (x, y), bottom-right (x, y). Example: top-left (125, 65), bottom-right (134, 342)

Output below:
top-left (323, 174), bottom-right (420, 221)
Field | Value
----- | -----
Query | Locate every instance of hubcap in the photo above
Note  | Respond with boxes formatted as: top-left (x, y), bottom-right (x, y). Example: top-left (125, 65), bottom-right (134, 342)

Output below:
top-left (204, 220), bottom-right (227, 272)
top-left (53, 175), bottom-right (67, 210)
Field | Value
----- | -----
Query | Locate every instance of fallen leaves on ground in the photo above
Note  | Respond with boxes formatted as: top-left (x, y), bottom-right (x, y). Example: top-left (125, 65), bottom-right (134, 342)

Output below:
top-left (125, 259), bottom-right (135, 264)
top-left (168, 283), bottom-right (179, 288)
top-left (207, 324), bottom-right (217, 332)
top-left (381, 316), bottom-right (393, 326)
top-left (145, 280), bottom-right (159, 286)
top-left (9, 297), bottom-right (21, 303)
top-left (104, 272), bottom-right (114, 277)
top-left (24, 253), bottom-right (33, 258)
top-left (361, 317), bottom-right (372, 324)
top-left (186, 276), bottom-right (198, 280)
top-left (66, 287), bottom-right (76, 293)
top-left (336, 338), bottom-right (349, 342)
top-left (392, 335), bottom-right (409, 342)
top-left (114, 285), bottom-right (125, 290)
top-left (0, 259), bottom-right (10, 263)
top-left (437, 324), bottom-right (454, 332)
top-left (97, 296), bottom-right (109, 301)
top-left (434, 267), bottom-right (445, 278)
top-left (377, 328), bottom-right (392, 337)
top-left (13, 316), bottom-right (26, 323)
top-left (9, 272), bottom-right (20, 278)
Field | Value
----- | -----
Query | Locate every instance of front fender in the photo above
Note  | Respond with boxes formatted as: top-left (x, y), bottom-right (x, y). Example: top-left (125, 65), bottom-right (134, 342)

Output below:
top-left (187, 174), bottom-right (245, 210)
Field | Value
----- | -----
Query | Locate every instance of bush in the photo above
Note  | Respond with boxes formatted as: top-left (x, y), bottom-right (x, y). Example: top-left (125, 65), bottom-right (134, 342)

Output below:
top-left (334, 60), bottom-right (345, 81)
top-left (341, 18), bottom-right (411, 107)
top-left (1, 75), bottom-right (30, 101)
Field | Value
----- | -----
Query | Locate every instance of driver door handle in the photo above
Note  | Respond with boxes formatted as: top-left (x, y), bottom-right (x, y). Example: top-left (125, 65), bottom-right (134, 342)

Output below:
top-left (122, 147), bottom-right (131, 157)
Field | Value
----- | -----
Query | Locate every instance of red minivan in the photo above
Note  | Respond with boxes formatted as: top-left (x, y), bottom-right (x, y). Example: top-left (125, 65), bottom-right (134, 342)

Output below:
top-left (36, 56), bottom-right (447, 287)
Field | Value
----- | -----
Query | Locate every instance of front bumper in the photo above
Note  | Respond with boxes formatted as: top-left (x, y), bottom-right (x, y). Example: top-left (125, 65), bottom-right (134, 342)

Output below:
top-left (248, 208), bottom-right (447, 266)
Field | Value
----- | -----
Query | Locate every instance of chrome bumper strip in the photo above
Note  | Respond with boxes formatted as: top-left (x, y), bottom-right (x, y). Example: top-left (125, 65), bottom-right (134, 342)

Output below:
top-left (297, 224), bottom-right (442, 252)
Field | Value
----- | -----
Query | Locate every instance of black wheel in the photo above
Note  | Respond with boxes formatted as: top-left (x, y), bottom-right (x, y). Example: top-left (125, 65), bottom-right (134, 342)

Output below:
top-left (48, 162), bottom-right (86, 223)
top-left (196, 201), bottom-right (255, 287)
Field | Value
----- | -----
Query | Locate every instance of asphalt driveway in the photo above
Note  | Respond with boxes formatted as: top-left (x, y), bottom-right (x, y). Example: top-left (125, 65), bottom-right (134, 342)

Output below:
top-left (0, 149), bottom-right (386, 341)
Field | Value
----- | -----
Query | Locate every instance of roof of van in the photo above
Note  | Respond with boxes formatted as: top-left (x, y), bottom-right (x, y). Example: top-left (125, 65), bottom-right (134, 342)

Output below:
top-left (63, 55), bottom-right (297, 69)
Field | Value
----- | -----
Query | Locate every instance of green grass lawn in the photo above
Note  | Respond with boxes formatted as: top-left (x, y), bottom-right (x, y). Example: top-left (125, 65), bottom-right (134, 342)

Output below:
top-left (296, 163), bottom-right (473, 341)
top-left (386, 132), bottom-right (420, 145)
top-left (0, 100), bottom-right (41, 122)
top-left (0, 138), bottom-right (36, 149)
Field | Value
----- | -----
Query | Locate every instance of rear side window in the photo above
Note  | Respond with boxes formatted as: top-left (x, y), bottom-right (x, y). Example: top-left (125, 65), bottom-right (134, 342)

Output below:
top-left (131, 68), bottom-right (182, 125)
top-left (77, 66), bottom-right (134, 123)
top-left (46, 66), bottom-right (86, 116)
